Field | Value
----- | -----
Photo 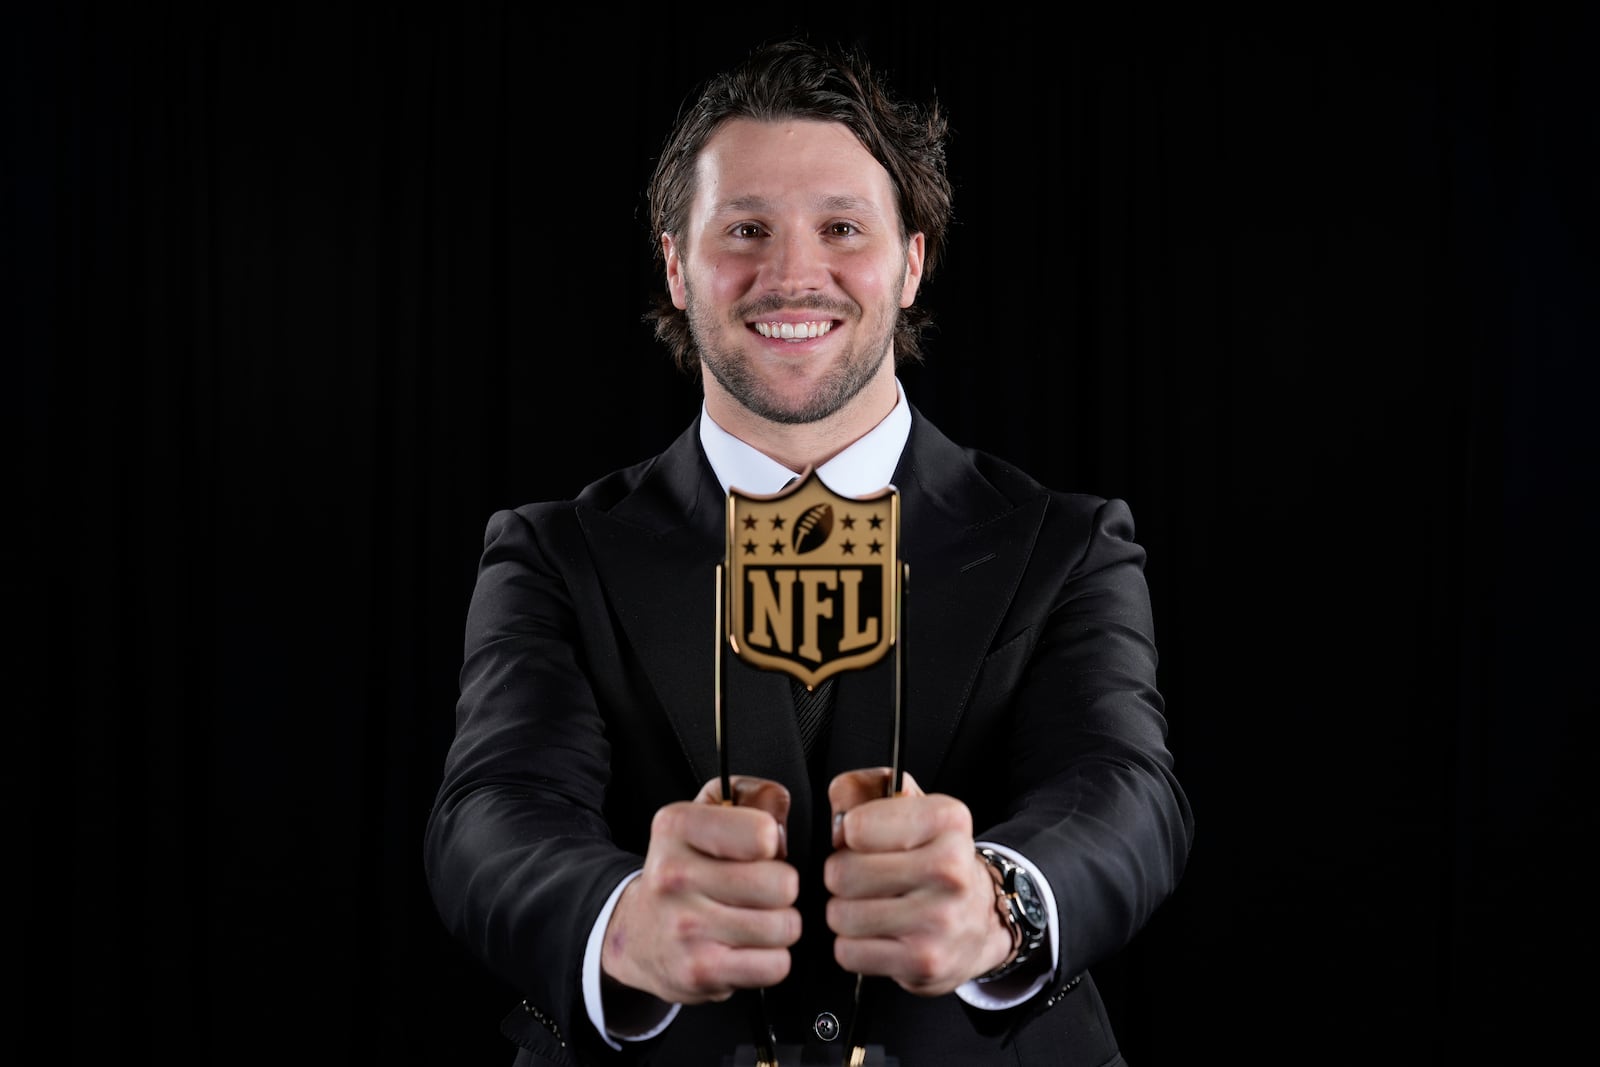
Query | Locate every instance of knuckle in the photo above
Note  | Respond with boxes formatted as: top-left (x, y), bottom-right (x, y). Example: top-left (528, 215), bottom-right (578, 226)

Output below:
top-left (776, 865), bottom-right (801, 904)
top-left (653, 856), bottom-right (691, 895)
top-left (758, 953), bottom-right (790, 985)
top-left (683, 951), bottom-right (722, 993)
top-left (907, 942), bottom-right (943, 983)
top-left (651, 803), bottom-right (686, 840)
top-left (931, 795), bottom-right (972, 834)
top-left (671, 909), bottom-right (703, 943)
top-left (784, 908), bottom-right (803, 945)
top-left (923, 899), bottom-right (957, 939)
top-left (821, 854), bottom-right (845, 894)
top-left (928, 862), bottom-right (964, 894)
top-left (753, 816), bottom-right (781, 858)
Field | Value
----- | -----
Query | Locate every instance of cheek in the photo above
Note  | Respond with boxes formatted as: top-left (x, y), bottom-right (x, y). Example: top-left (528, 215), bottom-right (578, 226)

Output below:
top-left (843, 261), bottom-right (901, 306)
top-left (701, 258), bottom-right (758, 304)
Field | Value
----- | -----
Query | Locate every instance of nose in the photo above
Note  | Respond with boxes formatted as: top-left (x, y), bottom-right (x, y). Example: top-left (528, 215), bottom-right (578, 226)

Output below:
top-left (762, 230), bottom-right (828, 293)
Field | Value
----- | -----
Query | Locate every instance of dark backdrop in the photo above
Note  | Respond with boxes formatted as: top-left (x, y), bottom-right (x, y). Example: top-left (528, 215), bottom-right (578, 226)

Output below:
top-left (10, 3), bottom-right (1595, 1064)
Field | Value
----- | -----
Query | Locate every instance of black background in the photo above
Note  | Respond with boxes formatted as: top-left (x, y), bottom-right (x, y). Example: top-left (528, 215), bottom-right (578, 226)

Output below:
top-left (10, 3), bottom-right (1595, 1064)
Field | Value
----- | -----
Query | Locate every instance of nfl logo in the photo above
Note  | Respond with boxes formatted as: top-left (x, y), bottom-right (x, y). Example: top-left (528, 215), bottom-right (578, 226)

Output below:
top-left (725, 470), bottom-right (900, 688)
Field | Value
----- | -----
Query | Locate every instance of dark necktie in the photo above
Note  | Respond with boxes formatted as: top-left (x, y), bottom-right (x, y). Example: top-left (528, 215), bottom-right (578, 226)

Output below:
top-left (791, 677), bottom-right (836, 758)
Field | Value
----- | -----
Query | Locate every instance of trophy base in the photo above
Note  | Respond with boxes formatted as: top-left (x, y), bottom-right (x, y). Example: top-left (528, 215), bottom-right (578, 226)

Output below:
top-left (722, 1045), bottom-right (898, 1067)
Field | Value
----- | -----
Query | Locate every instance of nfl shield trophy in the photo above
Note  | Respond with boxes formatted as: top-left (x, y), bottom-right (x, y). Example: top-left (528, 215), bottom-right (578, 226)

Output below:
top-left (716, 469), bottom-right (907, 1067)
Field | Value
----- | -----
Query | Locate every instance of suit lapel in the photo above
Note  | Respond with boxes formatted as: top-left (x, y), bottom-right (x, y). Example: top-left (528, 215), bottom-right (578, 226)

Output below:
top-left (825, 411), bottom-right (1049, 788)
top-left (576, 423), bottom-right (812, 839)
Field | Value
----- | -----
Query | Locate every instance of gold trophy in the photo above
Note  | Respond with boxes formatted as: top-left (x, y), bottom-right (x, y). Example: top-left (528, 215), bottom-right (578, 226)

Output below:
top-left (715, 469), bottom-right (908, 1067)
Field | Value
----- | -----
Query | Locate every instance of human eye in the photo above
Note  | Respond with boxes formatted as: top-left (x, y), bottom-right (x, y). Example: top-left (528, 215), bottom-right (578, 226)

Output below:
top-left (825, 221), bottom-right (860, 238)
top-left (730, 222), bottom-right (766, 239)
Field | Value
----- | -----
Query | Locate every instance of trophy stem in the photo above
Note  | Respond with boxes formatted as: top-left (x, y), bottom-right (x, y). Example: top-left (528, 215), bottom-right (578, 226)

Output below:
top-left (716, 566), bottom-right (780, 1066)
top-left (891, 562), bottom-right (908, 796)
top-left (846, 561), bottom-right (909, 1065)
top-left (715, 565), bottom-right (731, 804)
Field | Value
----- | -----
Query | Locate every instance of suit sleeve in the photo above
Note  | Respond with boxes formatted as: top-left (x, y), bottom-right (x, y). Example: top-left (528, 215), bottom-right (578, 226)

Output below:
top-left (981, 496), bottom-right (1194, 1017)
top-left (423, 506), bottom-right (641, 1064)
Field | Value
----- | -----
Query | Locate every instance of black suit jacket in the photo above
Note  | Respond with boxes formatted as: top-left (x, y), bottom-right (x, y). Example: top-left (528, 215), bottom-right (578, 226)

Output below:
top-left (424, 409), bottom-right (1193, 1066)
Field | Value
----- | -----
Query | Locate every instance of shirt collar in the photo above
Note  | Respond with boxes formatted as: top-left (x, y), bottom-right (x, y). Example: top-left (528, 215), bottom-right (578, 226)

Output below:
top-left (699, 379), bottom-right (912, 496)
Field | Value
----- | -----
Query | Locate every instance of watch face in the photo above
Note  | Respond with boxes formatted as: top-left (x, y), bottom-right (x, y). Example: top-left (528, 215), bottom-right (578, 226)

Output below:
top-left (1014, 871), bottom-right (1046, 928)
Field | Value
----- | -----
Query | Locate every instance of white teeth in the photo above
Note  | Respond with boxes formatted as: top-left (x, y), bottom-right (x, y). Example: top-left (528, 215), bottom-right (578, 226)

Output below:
top-left (754, 320), bottom-right (833, 339)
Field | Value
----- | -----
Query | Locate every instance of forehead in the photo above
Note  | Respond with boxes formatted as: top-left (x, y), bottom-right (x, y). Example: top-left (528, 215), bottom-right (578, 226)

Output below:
top-left (689, 118), bottom-right (899, 223)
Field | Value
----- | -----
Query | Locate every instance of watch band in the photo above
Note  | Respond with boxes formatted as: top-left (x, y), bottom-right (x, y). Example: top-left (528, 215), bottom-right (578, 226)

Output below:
top-left (974, 846), bottom-right (1047, 982)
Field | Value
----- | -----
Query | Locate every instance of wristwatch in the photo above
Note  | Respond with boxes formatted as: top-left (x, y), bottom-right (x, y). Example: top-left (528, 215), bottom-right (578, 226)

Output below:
top-left (975, 846), bottom-right (1048, 982)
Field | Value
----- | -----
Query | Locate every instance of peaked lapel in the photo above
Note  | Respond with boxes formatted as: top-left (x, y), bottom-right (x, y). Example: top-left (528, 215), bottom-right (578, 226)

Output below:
top-left (576, 421), bottom-right (814, 847)
top-left (823, 410), bottom-right (1049, 788)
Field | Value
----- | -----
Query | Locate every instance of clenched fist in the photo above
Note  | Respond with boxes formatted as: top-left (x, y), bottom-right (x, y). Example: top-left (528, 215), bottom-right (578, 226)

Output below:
top-left (824, 768), bottom-right (1015, 996)
top-left (601, 776), bottom-right (801, 1005)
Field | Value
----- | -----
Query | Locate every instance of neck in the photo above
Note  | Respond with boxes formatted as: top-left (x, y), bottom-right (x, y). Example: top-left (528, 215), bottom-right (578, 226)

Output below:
top-left (702, 361), bottom-right (899, 473)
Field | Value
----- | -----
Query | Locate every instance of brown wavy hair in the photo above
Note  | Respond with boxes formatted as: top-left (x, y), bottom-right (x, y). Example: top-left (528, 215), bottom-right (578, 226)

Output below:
top-left (643, 38), bottom-right (953, 375)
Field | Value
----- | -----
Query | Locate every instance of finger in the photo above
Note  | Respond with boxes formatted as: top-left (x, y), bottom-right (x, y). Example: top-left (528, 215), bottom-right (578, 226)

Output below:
top-left (699, 898), bottom-right (804, 950)
top-left (825, 893), bottom-right (925, 940)
top-left (701, 945), bottom-right (795, 996)
top-left (831, 932), bottom-right (898, 977)
top-left (726, 775), bottom-right (793, 827)
top-left (694, 775), bottom-right (792, 857)
top-left (833, 792), bottom-right (969, 854)
top-left (646, 941), bottom-right (796, 1004)
top-left (696, 774), bottom-right (792, 811)
top-left (827, 766), bottom-right (903, 812)
top-left (824, 825), bottom-right (978, 899)
top-left (702, 858), bottom-right (801, 910)
top-left (823, 844), bottom-right (926, 901)
top-left (831, 934), bottom-right (964, 996)
top-left (828, 768), bottom-right (922, 848)
top-left (830, 933), bottom-right (939, 988)
top-left (832, 921), bottom-right (979, 998)
top-left (653, 800), bottom-right (786, 862)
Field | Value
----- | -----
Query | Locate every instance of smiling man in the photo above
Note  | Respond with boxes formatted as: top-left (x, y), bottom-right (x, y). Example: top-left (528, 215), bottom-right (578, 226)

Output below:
top-left (425, 39), bottom-right (1193, 1067)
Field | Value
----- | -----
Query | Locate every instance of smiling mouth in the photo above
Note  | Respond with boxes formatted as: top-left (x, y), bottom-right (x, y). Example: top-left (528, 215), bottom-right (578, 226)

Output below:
top-left (752, 320), bottom-right (835, 340)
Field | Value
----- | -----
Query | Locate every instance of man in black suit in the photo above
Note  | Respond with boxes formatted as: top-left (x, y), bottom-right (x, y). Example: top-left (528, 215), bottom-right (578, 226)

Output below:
top-left (424, 39), bottom-right (1193, 1066)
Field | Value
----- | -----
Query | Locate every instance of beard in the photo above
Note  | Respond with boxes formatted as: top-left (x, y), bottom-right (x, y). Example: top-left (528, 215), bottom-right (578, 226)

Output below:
top-left (687, 282), bottom-right (900, 426)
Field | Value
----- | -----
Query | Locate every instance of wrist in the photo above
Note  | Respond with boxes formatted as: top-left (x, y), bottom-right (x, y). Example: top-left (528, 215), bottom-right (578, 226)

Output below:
top-left (973, 846), bottom-right (1047, 983)
top-left (975, 849), bottom-right (1022, 976)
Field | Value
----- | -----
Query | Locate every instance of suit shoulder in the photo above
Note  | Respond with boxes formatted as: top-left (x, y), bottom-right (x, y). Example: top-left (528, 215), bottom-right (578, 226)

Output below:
top-left (962, 445), bottom-right (1119, 516)
top-left (491, 452), bottom-right (664, 529)
top-left (954, 447), bottom-right (1146, 568)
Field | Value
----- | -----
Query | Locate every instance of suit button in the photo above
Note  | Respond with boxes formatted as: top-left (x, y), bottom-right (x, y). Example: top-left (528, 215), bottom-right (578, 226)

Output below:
top-left (813, 1011), bottom-right (840, 1042)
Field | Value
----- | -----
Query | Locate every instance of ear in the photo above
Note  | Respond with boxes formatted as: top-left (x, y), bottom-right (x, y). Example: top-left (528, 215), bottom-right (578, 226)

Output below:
top-left (664, 232), bottom-right (688, 310)
top-left (898, 232), bottom-right (925, 308)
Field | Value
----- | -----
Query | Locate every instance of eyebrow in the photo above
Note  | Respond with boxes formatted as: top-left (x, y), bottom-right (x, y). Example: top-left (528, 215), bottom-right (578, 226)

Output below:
top-left (715, 194), bottom-right (884, 217)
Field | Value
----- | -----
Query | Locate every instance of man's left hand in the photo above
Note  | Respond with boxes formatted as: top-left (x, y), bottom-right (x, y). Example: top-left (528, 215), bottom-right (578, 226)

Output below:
top-left (823, 768), bottom-right (1015, 996)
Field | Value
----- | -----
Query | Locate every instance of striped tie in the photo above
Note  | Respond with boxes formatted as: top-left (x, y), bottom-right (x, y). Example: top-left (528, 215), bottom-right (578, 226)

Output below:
top-left (791, 677), bottom-right (836, 758)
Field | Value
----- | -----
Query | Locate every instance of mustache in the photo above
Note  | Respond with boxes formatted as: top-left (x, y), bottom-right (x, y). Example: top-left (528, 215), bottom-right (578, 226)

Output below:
top-left (736, 293), bottom-right (858, 320)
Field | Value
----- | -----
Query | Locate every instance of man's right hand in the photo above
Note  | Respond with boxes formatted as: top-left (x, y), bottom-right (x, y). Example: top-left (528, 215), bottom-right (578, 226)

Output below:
top-left (601, 775), bottom-right (800, 1005)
